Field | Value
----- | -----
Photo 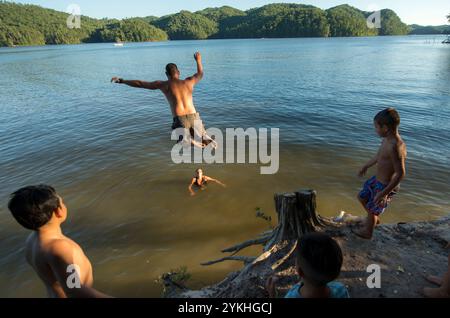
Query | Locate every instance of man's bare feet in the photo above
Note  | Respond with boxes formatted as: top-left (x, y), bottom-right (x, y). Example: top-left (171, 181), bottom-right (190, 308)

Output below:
top-left (351, 226), bottom-right (373, 240)
top-left (191, 139), bottom-right (206, 149)
top-left (423, 287), bottom-right (449, 298)
top-left (425, 275), bottom-right (443, 286)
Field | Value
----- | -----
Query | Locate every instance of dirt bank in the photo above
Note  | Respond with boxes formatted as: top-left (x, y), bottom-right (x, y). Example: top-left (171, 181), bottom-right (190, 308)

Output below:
top-left (165, 216), bottom-right (449, 298)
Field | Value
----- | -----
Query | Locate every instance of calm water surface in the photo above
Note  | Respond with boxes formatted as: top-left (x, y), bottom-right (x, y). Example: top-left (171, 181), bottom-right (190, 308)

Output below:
top-left (0, 35), bottom-right (449, 297)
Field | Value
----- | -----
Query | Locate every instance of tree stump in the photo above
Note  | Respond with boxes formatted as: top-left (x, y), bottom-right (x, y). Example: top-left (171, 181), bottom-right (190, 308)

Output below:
top-left (264, 189), bottom-right (323, 250)
top-left (202, 189), bottom-right (325, 266)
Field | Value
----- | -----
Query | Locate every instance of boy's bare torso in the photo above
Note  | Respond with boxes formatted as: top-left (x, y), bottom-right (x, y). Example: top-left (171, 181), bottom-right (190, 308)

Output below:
top-left (25, 232), bottom-right (93, 298)
top-left (160, 78), bottom-right (197, 117)
top-left (376, 135), bottom-right (407, 185)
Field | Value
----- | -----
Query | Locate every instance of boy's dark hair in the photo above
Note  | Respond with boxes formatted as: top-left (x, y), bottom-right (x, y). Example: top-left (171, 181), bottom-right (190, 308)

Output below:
top-left (165, 63), bottom-right (179, 77)
top-left (8, 185), bottom-right (60, 231)
top-left (296, 232), bottom-right (343, 286)
top-left (374, 108), bottom-right (400, 131)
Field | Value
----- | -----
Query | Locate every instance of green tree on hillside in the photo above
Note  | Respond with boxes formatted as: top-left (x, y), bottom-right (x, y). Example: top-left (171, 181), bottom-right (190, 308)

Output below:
top-left (95, 18), bottom-right (167, 42)
top-left (153, 10), bottom-right (218, 40)
top-left (326, 5), bottom-right (377, 36)
top-left (196, 6), bottom-right (246, 23)
top-left (217, 4), bottom-right (329, 38)
top-left (0, 1), bottom-right (107, 45)
top-left (378, 9), bottom-right (409, 35)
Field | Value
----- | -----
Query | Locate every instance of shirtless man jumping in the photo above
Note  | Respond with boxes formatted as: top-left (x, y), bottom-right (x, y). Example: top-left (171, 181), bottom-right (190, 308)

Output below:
top-left (111, 52), bottom-right (215, 148)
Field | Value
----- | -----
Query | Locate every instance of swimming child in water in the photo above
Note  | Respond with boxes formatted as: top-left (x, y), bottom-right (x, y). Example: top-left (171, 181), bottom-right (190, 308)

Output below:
top-left (188, 168), bottom-right (226, 196)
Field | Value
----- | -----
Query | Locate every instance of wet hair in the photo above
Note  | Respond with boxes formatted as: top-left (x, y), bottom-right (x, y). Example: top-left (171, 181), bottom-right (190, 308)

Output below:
top-left (374, 108), bottom-right (400, 131)
top-left (295, 232), bottom-right (343, 286)
top-left (195, 168), bottom-right (203, 174)
top-left (8, 185), bottom-right (60, 230)
top-left (165, 63), bottom-right (179, 77)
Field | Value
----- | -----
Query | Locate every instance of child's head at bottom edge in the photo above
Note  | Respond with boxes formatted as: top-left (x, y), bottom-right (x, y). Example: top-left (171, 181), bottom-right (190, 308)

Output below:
top-left (295, 232), bottom-right (343, 286)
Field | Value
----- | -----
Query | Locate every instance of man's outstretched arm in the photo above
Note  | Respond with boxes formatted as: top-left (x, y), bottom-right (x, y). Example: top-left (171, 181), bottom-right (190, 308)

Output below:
top-left (111, 77), bottom-right (165, 90)
top-left (186, 52), bottom-right (204, 84)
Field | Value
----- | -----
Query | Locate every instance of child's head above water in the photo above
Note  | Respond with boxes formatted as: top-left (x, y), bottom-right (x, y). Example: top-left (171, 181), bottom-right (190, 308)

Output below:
top-left (8, 185), bottom-right (67, 231)
top-left (295, 232), bottom-right (343, 286)
top-left (195, 168), bottom-right (203, 178)
top-left (374, 108), bottom-right (400, 137)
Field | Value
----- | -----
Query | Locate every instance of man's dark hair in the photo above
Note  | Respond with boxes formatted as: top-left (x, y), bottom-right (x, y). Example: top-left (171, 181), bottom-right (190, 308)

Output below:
top-left (8, 185), bottom-right (60, 230)
top-left (374, 108), bottom-right (400, 131)
top-left (296, 232), bottom-right (343, 286)
top-left (165, 63), bottom-right (179, 77)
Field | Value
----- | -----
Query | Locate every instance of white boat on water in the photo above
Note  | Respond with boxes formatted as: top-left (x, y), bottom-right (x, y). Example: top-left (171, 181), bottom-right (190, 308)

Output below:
top-left (442, 36), bottom-right (450, 44)
top-left (114, 42), bottom-right (124, 47)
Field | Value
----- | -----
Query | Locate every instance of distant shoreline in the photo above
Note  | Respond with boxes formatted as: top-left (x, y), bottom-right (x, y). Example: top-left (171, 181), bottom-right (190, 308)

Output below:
top-left (2, 34), bottom-right (449, 49)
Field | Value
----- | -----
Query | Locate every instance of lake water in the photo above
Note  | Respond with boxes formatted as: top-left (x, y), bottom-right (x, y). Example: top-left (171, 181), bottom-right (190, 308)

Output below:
top-left (0, 35), bottom-right (449, 297)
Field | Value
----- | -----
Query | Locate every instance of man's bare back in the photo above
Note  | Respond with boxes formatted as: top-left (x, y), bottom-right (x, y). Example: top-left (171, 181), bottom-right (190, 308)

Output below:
top-left (111, 52), bottom-right (216, 148)
top-left (160, 77), bottom-right (198, 117)
top-left (111, 52), bottom-right (203, 117)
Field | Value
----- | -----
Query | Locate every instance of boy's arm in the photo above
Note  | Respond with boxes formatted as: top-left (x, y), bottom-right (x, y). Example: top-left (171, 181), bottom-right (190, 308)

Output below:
top-left (188, 178), bottom-right (196, 196)
top-left (205, 176), bottom-right (226, 187)
top-left (47, 240), bottom-right (112, 298)
top-left (111, 77), bottom-right (165, 90)
top-left (374, 143), bottom-right (406, 204)
top-left (186, 52), bottom-right (203, 84)
top-left (358, 149), bottom-right (379, 176)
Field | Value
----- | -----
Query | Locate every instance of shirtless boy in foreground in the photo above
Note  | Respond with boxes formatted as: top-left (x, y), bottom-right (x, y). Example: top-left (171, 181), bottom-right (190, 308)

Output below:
top-left (353, 108), bottom-right (407, 239)
top-left (8, 185), bottom-right (111, 298)
top-left (111, 52), bottom-right (215, 148)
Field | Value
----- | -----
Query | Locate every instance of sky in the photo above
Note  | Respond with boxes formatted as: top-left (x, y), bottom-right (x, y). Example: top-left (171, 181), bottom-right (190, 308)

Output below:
top-left (9, 0), bottom-right (450, 25)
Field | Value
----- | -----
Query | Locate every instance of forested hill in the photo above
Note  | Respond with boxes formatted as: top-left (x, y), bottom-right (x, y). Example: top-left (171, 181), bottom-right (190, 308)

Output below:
top-left (0, 1), bottom-right (425, 47)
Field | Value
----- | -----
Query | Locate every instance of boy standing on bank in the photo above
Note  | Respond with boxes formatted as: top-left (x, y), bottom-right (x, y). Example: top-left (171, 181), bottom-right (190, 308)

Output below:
top-left (353, 108), bottom-right (407, 239)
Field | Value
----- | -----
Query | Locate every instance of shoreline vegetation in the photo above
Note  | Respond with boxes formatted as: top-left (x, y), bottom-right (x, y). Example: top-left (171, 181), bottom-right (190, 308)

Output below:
top-left (1, 2), bottom-right (449, 48)
top-left (161, 190), bottom-right (449, 298)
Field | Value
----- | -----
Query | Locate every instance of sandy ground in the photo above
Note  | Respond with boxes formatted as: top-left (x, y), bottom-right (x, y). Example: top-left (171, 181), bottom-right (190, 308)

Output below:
top-left (166, 215), bottom-right (449, 298)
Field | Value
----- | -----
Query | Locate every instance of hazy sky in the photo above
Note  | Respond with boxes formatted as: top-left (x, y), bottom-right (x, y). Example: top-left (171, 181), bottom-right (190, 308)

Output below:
top-left (10, 0), bottom-right (450, 25)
